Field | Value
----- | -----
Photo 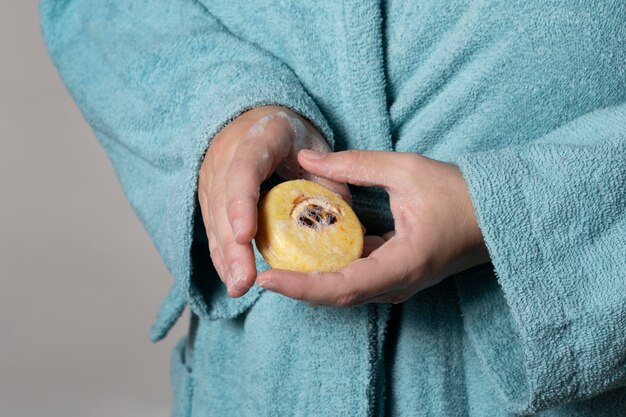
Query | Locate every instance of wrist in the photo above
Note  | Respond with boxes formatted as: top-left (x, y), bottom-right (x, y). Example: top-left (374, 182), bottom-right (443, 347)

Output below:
top-left (450, 164), bottom-right (491, 269)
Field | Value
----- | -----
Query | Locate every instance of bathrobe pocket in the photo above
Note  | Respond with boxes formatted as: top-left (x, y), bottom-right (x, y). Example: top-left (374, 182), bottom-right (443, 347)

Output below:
top-left (199, 280), bottom-right (265, 320)
top-left (150, 237), bottom-right (268, 341)
top-left (191, 237), bottom-right (268, 321)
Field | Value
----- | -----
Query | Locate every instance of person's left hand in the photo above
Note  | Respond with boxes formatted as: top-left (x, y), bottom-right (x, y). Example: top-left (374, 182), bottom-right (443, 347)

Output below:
top-left (257, 149), bottom-right (490, 306)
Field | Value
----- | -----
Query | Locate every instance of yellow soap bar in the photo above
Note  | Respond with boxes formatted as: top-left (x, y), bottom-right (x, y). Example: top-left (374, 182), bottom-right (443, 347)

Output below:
top-left (255, 179), bottom-right (363, 272)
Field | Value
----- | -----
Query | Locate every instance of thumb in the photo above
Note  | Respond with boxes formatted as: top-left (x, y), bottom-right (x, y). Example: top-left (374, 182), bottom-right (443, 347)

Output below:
top-left (300, 172), bottom-right (352, 206)
top-left (298, 149), bottom-right (401, 188)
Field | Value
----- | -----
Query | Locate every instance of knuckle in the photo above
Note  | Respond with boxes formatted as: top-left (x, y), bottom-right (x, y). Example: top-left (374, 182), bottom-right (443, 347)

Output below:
top-left (225, 199), bottom-right (238, 219)
top-left (399, 152), bottom-right (418, 167)
top-left (225, 169), bottom-right (263, 197)
top-left (293, 289), bottom-right (308, 302)
top-left (396, 272), bottom-right (411, 288)
top-left (335, 290), bottom-right (361, 307)
top-left (389, 155), bottom-right (418, 187)
top-left (344, 149), bottom-right (364, 163)
top-left (395, 263), bottom-right (416, 287)
top-left (227, 190), bottom-right (258, 211)
top-left (221, 239), bottom-right (239, 257)
top-left (388, 294), bottom-right (410, 305)
top-left (396, 151), bottom-right (417, 168)
top-left (399, 242), bottom-right (431, 280)
top-left (226, 197), bottom-right (244, 219)
top-left (413, 257), bottom-right (432, 281)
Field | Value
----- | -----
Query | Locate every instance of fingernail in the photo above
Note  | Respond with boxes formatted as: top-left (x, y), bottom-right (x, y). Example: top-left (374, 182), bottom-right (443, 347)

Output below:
top-left (231, 262), bottom-right (246, 290)
top-left (300, 149), bottom-right (325, 160)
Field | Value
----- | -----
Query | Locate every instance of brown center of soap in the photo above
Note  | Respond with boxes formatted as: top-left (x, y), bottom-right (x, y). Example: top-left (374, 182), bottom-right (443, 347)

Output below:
top-left (290, 196), bottom-right (342, 230)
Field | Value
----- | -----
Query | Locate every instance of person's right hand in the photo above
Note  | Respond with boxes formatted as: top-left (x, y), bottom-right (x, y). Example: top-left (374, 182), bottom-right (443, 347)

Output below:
top-left (198, 106), bottom-right (350, 298)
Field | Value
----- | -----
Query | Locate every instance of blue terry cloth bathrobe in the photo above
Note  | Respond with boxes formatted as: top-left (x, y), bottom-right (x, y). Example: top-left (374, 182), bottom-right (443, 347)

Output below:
top-left (40, 1), bottom-right (626, 416)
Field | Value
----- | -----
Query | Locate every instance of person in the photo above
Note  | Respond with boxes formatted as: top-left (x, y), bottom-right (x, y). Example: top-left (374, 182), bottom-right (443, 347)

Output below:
top-left (40, 1), bottom-right (626, 416)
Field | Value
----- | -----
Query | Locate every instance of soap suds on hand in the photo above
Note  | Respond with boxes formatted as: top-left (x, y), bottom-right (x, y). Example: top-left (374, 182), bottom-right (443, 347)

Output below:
top-left (245, 111), bottom-right (330, 180)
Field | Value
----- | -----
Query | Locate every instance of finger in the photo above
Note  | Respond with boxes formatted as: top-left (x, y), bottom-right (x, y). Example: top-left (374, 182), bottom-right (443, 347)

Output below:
top-left (211, 185), bottom-right (258, 297)
top-left (223, 240), bottom-right (258, 298)
top-left (207, 197), bottom-right (230, 286)
top-left (198, 183), bottom-right (229, 286)
top-left (366, 290), bottom-right (416, 305)
top-left (225, 134), bottom-right (291, 244)
top-left (362, 235), bottom-right (386, 257)
top-left (298, 149), bottom-right (411, 189)
top-left (257, 239), bottom-right (413, 307)
top-left (207, 228), bottom-right (228, 285)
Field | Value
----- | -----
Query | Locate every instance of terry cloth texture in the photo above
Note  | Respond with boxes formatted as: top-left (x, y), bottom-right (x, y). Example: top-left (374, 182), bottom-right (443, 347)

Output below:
top-left (41, 1), bottom-right (626, 416)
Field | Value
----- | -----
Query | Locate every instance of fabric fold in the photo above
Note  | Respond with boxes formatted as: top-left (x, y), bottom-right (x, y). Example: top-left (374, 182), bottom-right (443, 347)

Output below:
top-left (40, 0), bottom-right (335, 326)
top-left (455, 103), bottom-right (626, 413)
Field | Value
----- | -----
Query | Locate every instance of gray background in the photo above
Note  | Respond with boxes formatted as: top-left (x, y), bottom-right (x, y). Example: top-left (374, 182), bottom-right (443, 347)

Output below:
top-left (1, 2), bottom-right (188, 416)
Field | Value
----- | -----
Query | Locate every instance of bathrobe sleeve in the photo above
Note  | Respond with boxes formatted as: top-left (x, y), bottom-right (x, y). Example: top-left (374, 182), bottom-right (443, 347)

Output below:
top-left (39, 1), bottom-right (334, 321)
top-left (455, 102), bottom-right (626, 414)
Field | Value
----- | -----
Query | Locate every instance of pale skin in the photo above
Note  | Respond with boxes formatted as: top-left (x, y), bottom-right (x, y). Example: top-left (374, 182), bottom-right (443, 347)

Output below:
top-left (198, 105), bottom-right (490, 306)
